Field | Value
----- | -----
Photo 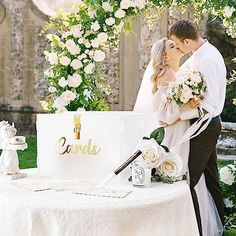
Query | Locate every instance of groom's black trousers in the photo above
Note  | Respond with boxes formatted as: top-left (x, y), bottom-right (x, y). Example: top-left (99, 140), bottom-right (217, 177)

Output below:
top-left (189, 120), bottom-right (224, 236)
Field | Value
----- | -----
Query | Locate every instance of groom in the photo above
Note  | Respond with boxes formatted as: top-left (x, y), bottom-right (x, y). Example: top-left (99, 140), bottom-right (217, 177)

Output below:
top-left (169, 20), bottom-right (226, 235)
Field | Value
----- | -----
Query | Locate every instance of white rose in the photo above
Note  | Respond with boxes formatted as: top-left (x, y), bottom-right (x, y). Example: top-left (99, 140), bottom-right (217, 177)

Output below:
top-left (81, 53), bottom-right (87, 59)
top-left (88, 51), bottom-right (94, 57)
top-left (83, 89), bottom-right (92, 99)
top-left (114, 9), bottom-right (126, 18)
top-left (70, 59), bottom-right (83, 70)
top-left (224, 6), bottom-right (235, 18)
top-left (179, 94), bottom-right (189, 104)
top-left (47, 52), bottom-right (58, 65)
top-left (88, 9), bottom-right (97, 18)
top-left (84, 63), bottom-right (95, 74)
top-left (56, 107), bottom-right (68, 113)
top-left (134, 0), bottom-right (147, 9)
top-left (91, 38), bottom-right (100, 48)
top-left (105, 17), bottom-right (115, 26)
top-left (97, 32), bottom-right (108, 43)
top-left (93, 50), bottom-right (106, 62)
top-left (91, 21), bottom-right (101, 31)
top-left (68, 74), bottom-right (82, 88)
top-left (85, 42), bottom-right (91, 48)
top-left (60, 56), bottom-right (71, 66)
top-left (102, 2), bottom-right (113, 12)
top-left (44, 69), bottom-right (54, 77)
top-left (83, 59), bottom-right (89, 64)
top-left (61, 90), bottom-right (77, 102)
top-left (48, 86), bottom-right (56, 93)
top-left (53, 96), bottom-right (69, 109)
top-left (137, 138), bottom-right (165, 168)
top-left (66, 39), bottom-right (81, 55)
top-left (78, 37), bottom-right (85, 44)
top-left (157, 153), bottom-right (184, 178)
top-left (58, 77), bottom-right (68, 88)
top-left (70, 25), bottom-right (82, 38)
top-left (219, 165), bottom-right (235, 185)
top-left (120, 0), bottom-right (130, 9)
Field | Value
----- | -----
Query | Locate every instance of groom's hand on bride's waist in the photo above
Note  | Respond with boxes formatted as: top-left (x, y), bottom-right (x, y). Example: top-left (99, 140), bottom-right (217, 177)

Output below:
top-left (159, 118), bottom-right (181, 127)
top-left (188, 98), bottom-right (201, 109)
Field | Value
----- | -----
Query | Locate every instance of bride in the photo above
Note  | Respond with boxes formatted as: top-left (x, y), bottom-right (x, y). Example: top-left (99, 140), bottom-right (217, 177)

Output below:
top-left (134, 38), bottom-right (223, 236)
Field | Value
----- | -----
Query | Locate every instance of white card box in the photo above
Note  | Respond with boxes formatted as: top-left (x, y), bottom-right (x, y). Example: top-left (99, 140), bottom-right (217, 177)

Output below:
top-left (37, 112), bottom-right (144, 181)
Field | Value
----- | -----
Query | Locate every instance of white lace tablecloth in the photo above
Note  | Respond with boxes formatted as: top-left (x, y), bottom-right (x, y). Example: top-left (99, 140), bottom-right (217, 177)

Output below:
top-left (0, 170), bottom-right (199, 236)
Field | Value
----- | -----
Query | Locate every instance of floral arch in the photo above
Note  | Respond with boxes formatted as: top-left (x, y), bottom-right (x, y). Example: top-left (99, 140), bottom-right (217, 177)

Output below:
top-left (41, 0), bottom-right (236, 113)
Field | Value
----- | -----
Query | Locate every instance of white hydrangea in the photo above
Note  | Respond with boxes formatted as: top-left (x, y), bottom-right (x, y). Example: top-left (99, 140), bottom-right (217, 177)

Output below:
top-left (91, 38), bottom-right (100, 48)
top-left (105, 17), bottom-right (115, 26)
top-left (219, 164), bottom-right (235, 185)
top-left (70, 25), bottom-right (82, 38)
top-left (84, 63), bottom-right (95, 74)
top-left (93, 50), bottom-right (106, 62)
top-left (97, 32), bottom-right (108, 43)
top-left (66, 39), bottom-right (81, 55)
top-left (70, 59), bottom-right (83, 70)
top-left (60, 56), bottom-right (71, 66)
top-left (61, 90), bottom-right (77, 102)
top-left (68, 74), bottom-right (83, 88)
top-left (102, 2), bottom-right (113, 12)
top-left (91, 21), bottom-right (101, 31)
top-left (58, 77), bottom-right (68, 88)
top-left (47, 52), bottom-right (58, 65)
top-left (224, 6), bottom-right (235, 18)
top-left (114, 9), bottom-right (126, 18)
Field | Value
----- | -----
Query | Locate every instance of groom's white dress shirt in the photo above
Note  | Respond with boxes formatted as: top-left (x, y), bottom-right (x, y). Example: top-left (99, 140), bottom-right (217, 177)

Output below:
top-left (182, 41), bottom-right (227, 117)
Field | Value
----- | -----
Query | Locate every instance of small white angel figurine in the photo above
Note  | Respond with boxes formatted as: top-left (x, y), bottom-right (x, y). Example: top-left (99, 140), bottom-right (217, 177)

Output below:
top-left (0, 123), bottom-right (20, 176)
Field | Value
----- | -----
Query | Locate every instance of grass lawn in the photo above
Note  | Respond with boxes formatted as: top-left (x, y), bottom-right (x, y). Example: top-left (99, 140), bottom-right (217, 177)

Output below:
top-left (18, 137), bottom-right (37, 169)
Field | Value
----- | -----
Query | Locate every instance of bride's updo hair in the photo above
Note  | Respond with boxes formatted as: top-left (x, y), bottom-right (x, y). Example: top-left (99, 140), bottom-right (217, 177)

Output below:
top-left (150, 38), bottom-right (168, 94)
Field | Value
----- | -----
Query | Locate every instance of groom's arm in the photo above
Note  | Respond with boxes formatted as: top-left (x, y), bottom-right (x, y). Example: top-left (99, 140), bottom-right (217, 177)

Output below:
top-left (197, 59), bottom-right (226, 115)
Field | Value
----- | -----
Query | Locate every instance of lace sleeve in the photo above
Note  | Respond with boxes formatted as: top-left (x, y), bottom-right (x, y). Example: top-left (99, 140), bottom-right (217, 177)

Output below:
top-left (152, 87), bottom-right (180, 124)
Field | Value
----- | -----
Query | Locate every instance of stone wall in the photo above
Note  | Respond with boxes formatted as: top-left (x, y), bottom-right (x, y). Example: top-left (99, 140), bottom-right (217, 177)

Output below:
top-left (0, 1), bottom-right (228, 135)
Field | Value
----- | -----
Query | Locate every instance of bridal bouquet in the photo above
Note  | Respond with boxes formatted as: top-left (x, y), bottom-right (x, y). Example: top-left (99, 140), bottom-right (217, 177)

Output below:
top-left (166, 67), bottom-right (207, 105)
top-left (164, 67), bottom-right (207, 120)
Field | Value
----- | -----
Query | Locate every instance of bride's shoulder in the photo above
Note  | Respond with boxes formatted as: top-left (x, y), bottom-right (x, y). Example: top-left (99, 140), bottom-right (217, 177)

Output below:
top-left (157, 68), bottom-right (176, 86)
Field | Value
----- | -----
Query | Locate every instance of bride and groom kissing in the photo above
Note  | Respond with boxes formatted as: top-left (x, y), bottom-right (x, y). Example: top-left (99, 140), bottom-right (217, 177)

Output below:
top-left (134, 20), bottom-right (226, 236)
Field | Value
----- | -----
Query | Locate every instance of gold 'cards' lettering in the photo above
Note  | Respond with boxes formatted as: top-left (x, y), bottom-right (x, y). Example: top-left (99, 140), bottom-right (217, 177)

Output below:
top-left (57, 137), bottom-right (101, 156)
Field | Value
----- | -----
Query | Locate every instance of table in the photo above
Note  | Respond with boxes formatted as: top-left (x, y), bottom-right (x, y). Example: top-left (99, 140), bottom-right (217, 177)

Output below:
top-left (0, 170), bottom-right (199, 236)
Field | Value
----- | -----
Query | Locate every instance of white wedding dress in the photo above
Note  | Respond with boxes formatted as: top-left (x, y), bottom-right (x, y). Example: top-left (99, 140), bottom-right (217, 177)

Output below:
top-left (134, 62), bottom-right (223, 236)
